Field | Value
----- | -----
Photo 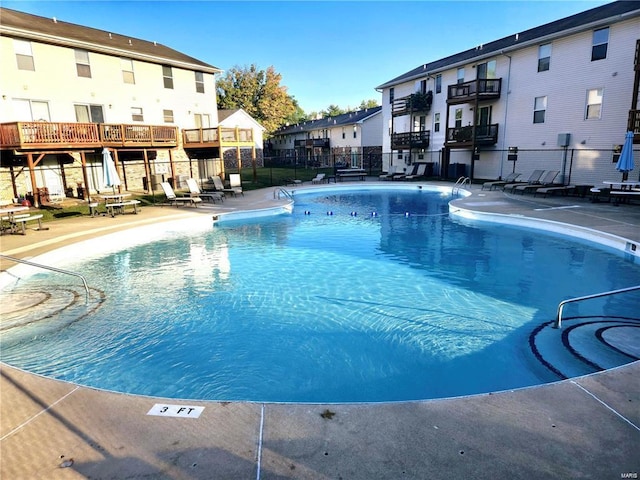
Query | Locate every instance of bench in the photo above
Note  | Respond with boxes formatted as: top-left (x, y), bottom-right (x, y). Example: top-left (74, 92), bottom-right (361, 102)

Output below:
top-left (3, 214), bottom-right (47, 235)
top-left (610, 189), bottom-right (640, 205)
top-left (336, 170), bottom-right (367, 182)
top-left (105, 200), bottom-right (141, 217)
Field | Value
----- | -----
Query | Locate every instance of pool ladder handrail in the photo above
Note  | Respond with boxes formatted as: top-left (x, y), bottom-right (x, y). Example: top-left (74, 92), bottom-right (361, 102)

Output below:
top-left (554, 284), bottom-right (640, 328)
top-left (452, 176), bottom-right (470, 195)
top-left (0, 254), bottom-right (90, 301)
top-left (274, 187), bottom-right (294, 200)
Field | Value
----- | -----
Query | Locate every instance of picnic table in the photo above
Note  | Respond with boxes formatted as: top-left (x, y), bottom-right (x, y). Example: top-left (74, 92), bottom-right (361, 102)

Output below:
top-left (0, 206), bottom-right (45, 235)
top-left (100, 194), bottom-right (141, 217)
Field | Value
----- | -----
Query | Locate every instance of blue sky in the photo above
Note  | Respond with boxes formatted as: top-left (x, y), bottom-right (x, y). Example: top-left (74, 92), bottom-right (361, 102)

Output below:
top-left (2, 0), bottom-right (611, 113)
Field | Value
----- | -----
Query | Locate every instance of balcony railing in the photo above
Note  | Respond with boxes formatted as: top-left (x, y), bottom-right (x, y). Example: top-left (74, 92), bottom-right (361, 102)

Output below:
top-left (446, 124), bottom-right (499, 146)
top-left (295, 138), bottom-right (330, 148)
top-left (447, 79), bottom-right (502, 104)
top-left (0, 121), bottom-right (178, 149)
top-left (391, 130), bottom-right (431, 149)
top-left (392, 91), bottom-right (433, 117)
top-left (183, 126), bottom-right (254, 148)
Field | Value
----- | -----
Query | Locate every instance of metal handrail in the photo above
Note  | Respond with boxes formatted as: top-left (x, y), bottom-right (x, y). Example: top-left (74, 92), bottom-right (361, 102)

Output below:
top-left (554, 285), bottom-right (640, 328)
top-left (0, 254), bottom-right (90, 301)
top-left (273, 187), bottom-right (294, 200)
top-left (452, 176), bottom-right (470, 194)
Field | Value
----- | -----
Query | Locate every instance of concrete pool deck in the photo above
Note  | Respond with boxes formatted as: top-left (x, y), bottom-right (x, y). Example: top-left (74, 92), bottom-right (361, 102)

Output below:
top-left (1, 181), bottom-right (639, 479)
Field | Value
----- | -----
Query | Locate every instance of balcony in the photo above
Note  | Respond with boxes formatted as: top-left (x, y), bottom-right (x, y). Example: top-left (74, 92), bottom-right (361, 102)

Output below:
top-left (629, 110), bottom-right (640, 143)
top-left (182, 126), bottom-right (254, 149)
top-left (0, 121), bottom-right (179, 150)
top-left (447, 79), bottom-right (502, 105)
top-left (445, 124), bottom-right (499, 147)
top-left (392, 91), bottom-right (433, 117)
top-left (295, 138), bottom-right (330, 148)
top-left (391, 130), bottom-right (431, 150)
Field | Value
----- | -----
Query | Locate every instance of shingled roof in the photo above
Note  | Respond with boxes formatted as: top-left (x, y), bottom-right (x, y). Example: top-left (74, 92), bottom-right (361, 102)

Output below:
top-left (0, 7), bottom-right (221, 74)
top-left (377, 0), bottom-right (640, 89)
top-left (273, 107), bottom-right (382, 136)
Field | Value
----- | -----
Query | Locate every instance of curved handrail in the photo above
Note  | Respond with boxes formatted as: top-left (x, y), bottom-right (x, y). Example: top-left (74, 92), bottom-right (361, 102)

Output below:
top-left (452, 176), bottom-right (470, 195)
top-left (0, 254), bottom-right (90, 301)
top-left (273, 187), bottom-right (294, 200)
top-left (554, 285), bottom-right (640, 328)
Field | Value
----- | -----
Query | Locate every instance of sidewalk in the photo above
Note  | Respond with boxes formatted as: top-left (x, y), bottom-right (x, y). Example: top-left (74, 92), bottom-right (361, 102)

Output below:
top-left (1, 182), bottom-right (639, 479)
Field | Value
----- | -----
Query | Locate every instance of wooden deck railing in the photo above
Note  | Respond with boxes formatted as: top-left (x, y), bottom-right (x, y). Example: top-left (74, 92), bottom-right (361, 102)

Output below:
top-left (0, 121), bottom-right (178, 149)
top-left (447, 79), bottom-right (502, 104)
top-left (183, 126), bottom-right (254, 148)
top-left (391, 130), bottom-right (431, 149)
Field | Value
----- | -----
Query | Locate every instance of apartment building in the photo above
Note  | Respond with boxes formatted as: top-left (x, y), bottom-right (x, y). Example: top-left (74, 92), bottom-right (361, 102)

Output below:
top-left (0, 8), bottom-right (257, 205)
top-left (377, 1), bottom-right (640, 185)
top-left (269, 107), bottom-right (382, 169)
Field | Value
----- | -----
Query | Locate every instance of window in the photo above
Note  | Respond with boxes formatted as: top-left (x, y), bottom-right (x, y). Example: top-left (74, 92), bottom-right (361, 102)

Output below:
top-left (457, 68), bottom-right (464, 84)
top-left (538, 44), bottom-right (551, 72)
top-left (435, 74), bottom-right (442, 94)
top-left (14, 40), bottom-right (35, 71)
top-left (434, 112), bottom-right (440, 132)
top-left (353, 126), bottom-right (357, 139)
top-left (195, 72), bottom-right (205, 93)
top-left (389, 87), bottom-right (395, 104)
top-left (14, 99), bottom-right (50, 121)
top-left (533, 96), bottom-right (547, 123)
top-left (585, 88), bottom-right (603, 119)
top-left (163, 109), bottom-right (174, 123)
top-left (121, 58), bottom-right (135, 84)
top-left (194, 113), bottom-right (211, 128)
top-left (75, 49), bottom-right (91, 78)
top-left (397, 149), bottom-right (403, 160)
top-left (163, 65), bottom-right (174, 89)
top-left (74, 104), bottom-right (104, 123)
top-left (131, 107), bottom-right (144, 122)
top-left (455, 108), bottom-right (463, 128)
top-left (342, 128), bottom-right (345, 139)
top-left (476, 60), bottom-right (496, 79)
top-left (591, 27), bottom-right (609, 61)
top-left (419, 79), bottom-right (427, 94)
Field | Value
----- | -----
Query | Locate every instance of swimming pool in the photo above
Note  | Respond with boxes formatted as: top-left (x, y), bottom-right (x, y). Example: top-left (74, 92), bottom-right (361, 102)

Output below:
top-left (2, 187), bottom-right (639, 403)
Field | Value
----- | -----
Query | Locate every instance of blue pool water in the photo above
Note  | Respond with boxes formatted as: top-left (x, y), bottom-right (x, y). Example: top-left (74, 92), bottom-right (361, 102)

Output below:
top-left (2, 188), bottom-right (639, 403)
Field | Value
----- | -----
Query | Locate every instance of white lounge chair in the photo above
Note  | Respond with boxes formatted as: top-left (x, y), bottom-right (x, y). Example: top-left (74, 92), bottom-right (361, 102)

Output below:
top-left (186, 178), bottom-right (224, 203)
top-left (404, 163), bottom-right (427, 180)
top-left (311, 173), bottom-right (326, 184)
top-left (211, 175), bottom-right (242, 197)
top-left (229, 174), bottom-right (244, 196)
top-left (160, 182), bottom-right (202, 207)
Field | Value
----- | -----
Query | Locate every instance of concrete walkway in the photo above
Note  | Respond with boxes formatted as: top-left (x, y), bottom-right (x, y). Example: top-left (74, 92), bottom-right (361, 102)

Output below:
top-left (1, 181), bottom-right (639, 479)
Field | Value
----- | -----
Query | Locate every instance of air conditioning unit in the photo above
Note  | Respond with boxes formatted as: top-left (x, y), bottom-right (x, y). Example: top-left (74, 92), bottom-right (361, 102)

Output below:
top-left (557, 133), bottom-right (571, 147)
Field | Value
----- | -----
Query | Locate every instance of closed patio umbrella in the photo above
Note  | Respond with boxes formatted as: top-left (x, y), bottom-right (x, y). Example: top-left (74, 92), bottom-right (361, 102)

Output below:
top-left (102, 148), bottom-right (121, 192)
top-left (616, 131), bottom-right (635, 181)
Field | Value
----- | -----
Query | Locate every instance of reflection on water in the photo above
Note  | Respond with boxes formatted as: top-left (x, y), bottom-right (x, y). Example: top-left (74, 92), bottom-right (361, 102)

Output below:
top-left (1, 189), bottom-right (639, 403)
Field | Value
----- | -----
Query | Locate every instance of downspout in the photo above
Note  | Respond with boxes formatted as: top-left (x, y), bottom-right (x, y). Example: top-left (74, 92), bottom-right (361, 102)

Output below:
top-left (500, 51), bottom-right (512, 179)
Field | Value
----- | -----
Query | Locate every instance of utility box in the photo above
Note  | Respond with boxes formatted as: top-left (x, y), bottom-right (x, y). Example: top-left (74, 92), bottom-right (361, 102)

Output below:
top-left (557, 133), bottom-right (571, 147)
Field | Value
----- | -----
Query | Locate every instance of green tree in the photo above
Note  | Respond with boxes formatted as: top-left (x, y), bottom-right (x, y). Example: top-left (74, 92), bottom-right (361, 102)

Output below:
top-left (321, 104), bottom-right (345, 117)
top-left (359, 99), bottom-right (379, 109)
top-left (216, 64), bottom-right (297, 134)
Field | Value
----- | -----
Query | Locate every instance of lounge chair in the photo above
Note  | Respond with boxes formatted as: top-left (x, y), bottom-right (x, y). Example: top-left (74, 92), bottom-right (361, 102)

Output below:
top-left (211, 175), bottom-right (240, 197)
top-left (404, 163), bottom-right (427, 181)
top-left (392, 164), bottom-right (417, 181)
top-left (186, 178), bottom-right (224, 203)
top-left (379, 165), bottom-right (401, 180)
top-left (482, 172), bottom-right (521, 190)
top-left (502, 169), bottom-right (545, 192)
top-left (514, 170), bottom-right (560, 194)
top-left (311, 173), bottom-right (326, 184)
top-left (160, 182), bottom-right (202, 207)
top-left (229, 174), bottom-right (244, 196)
